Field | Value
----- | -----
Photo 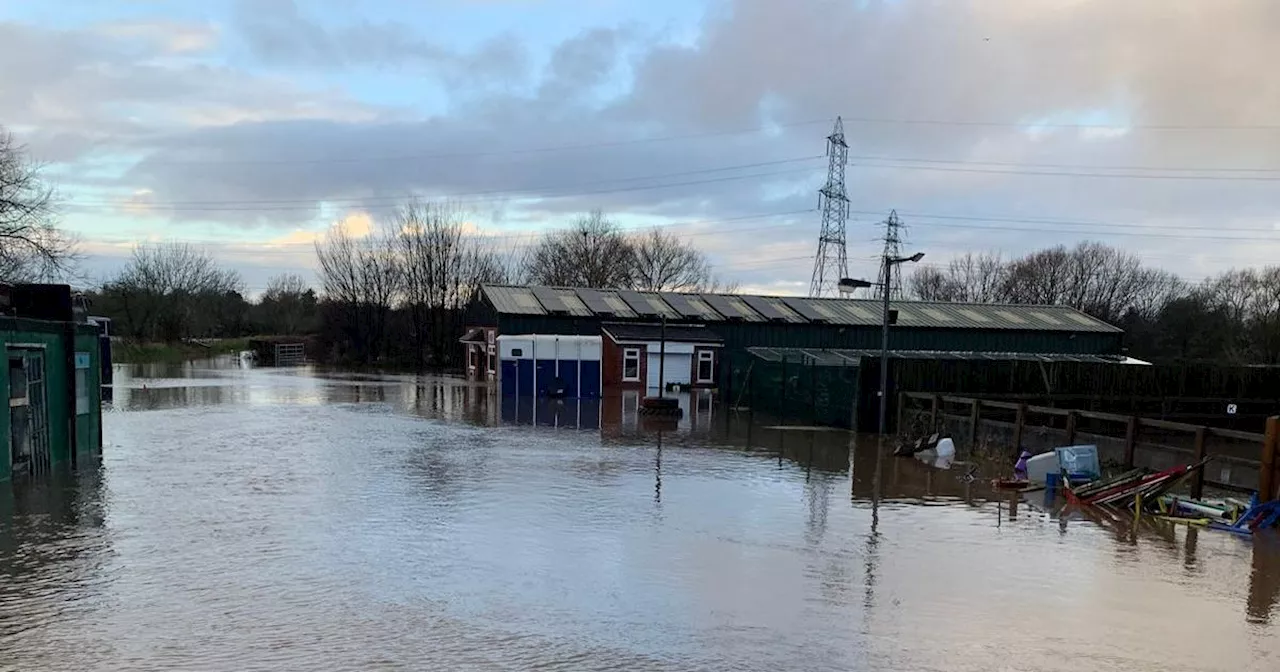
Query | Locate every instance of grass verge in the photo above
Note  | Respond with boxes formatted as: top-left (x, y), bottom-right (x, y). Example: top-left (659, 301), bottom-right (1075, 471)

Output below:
top-left (113, 338), bottom-right (253, 364)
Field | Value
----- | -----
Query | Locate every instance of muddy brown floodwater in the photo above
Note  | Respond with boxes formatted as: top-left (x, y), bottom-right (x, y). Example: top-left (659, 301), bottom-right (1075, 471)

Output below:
top-left (2, 358), bottom-right (1278, 671)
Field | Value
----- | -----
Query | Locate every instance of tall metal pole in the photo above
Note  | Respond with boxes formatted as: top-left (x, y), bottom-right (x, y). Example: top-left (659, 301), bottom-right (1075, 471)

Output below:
top-left (879, 259), bottom-right (891, 435)
top-left (810, 117), bottom-right (850, 297)
top-left (658, 315), bottom-right (667, 399)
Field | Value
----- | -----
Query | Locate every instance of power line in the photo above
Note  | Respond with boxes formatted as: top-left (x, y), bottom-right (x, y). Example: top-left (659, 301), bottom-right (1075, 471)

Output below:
top-left (908, 220), bottom-right (1280, 242)
top-left (78, 209), bottom-right (816, 249)
top-left (67, 113), bottom-right (1280, 169)
top-left (65, 164), bottom-right (822, 213)
top-left (851, 161), bottom-right (1280, 181)
top-left (838, 115), bottom-right (1280, 132)
top-left (848, 154), bottom-right (1280, 174)
top-left (848, 209), bottom-right (1279, 234)
top-left (68, 156), bottom-right (822, 209)
top-left (86, 119), bottom-right (834, 167)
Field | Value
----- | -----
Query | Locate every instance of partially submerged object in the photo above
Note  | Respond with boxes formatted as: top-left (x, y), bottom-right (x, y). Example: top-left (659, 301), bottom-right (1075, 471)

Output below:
top-left (1057, 456), bottom-right (1280, 536)
top-left (894, 433), bottom-right (941, 457)
top-left (1025, 445), bottom-right (1101, 485)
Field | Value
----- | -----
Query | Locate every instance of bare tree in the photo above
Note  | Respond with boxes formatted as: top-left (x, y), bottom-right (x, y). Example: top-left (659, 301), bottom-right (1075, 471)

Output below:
top-left (907, 266), bottom-right (953, 301)
top-left (259, 273), bottom-right (317, 335)
top-left (908, 252), bottom-right (1005, 302)
top-left (523, 210), bottom-right (636, 288)
top-left (104, 243), bottom-right (244, 341)
top-left (999, 245), bottom-right (1073, 306)
top-left (393, 202), bottom-right (505, 368)
top-left (0, 128), bottom-right (77, 281)
top-left (630, 227), bottom-right (716, 292)
top-left (315, 224), bottom-right (400, 363)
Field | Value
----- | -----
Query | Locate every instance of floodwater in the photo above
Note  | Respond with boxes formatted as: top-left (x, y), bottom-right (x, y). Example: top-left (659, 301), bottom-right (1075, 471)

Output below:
top-left (2, 358), bottom-right (1278, 671)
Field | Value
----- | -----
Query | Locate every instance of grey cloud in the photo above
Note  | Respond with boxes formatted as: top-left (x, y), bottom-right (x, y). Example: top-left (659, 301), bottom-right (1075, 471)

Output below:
top-left (0, 20), bottom-right (385, 163)
top-left (231, 0), bottom-right (527, 85)
top-left (35, 0), bottom-right (1280, 286)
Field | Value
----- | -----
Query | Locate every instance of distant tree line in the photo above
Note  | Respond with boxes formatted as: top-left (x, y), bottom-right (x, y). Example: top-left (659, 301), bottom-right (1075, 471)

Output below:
top-left (520, 209), bottom-right (735, 292)
top-left (89, 244), bottom-right (318, 342)
top-left (907, 241), bottom-right (1280, 364)
top-left (311, 204), bottom-right (733, 368)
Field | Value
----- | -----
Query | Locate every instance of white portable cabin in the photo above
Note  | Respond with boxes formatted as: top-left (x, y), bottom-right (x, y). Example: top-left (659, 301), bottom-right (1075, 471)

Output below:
top-left (497, 334), bottom-right (603, 398)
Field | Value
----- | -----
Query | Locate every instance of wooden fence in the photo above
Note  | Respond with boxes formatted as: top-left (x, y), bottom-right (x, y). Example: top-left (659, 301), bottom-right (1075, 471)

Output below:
top-left (900, 391), bottom-right (1280, 501)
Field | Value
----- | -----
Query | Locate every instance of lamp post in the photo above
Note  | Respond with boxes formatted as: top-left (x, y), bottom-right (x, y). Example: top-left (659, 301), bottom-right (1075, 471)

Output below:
top-left (878, 252), bottom-right (924, 435)
top-left (837, 278), bottom-right (873, 296)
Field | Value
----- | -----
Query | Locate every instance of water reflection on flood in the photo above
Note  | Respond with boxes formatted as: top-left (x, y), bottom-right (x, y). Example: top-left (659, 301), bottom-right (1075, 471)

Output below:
top-left (1, 360), bottom-right (1278, 671)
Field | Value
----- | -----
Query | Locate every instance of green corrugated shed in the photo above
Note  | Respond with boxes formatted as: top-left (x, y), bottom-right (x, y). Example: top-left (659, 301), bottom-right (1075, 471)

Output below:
top-left (1, 317), bottom-right (102, 482)
top-left (468, 285), bottom-right (1130, 430)
top-left (480, 285), bottom-right (1121, 333)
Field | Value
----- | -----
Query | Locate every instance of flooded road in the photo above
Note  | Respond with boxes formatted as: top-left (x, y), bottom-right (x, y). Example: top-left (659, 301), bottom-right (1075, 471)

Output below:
top-left (2, 359), bottom-right (1278, 671)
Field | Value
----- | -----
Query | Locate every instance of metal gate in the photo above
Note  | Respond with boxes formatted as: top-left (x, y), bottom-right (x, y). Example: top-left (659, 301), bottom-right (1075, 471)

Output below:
top-left (9, 351), bottom-right (51, 478)
top-left (274, 343), bottom-right (305, 367)
top-left (25, 352), bottom-right (51, 476)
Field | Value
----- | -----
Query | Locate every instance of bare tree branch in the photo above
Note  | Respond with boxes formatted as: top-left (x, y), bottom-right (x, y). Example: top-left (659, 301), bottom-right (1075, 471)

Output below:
top-left (0, 127), bottom-right (78, 282)
top-left (523, 210), bottom-right (636, 288)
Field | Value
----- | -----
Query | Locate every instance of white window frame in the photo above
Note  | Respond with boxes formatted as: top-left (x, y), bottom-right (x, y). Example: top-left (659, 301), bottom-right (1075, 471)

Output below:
top-left (696, 350), bottom-right (715, 383)
top-left (622, 347), bottom-right (641, 382)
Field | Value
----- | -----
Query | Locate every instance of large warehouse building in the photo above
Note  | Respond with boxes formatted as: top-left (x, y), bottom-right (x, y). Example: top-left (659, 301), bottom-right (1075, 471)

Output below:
top-left (462, 284), bottom-right (1127, 427)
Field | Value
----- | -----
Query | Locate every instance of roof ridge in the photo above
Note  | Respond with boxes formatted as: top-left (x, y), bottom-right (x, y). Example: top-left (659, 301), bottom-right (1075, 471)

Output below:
top-left (482, 285), bottom-right (1119, 331)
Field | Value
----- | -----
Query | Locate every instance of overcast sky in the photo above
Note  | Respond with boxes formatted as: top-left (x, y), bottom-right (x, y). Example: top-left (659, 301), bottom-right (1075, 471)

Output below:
top-left (4, 0), bottom-right (1279, 295)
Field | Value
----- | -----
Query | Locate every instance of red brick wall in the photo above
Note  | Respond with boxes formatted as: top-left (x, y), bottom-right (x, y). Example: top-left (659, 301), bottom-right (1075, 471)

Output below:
top-left (463, 326), bottom-right (498, 382)
top-left (602, 338), bottom-right (646, 389)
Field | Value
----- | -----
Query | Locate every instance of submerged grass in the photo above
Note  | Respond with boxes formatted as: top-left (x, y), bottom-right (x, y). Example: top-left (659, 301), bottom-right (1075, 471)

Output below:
top-left (113, 338), bottom-right (253, 364)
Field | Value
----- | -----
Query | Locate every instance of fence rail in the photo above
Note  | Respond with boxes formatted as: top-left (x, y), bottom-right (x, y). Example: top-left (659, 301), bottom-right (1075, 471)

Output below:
top-left (900, 391), bottom-right (1280, 501)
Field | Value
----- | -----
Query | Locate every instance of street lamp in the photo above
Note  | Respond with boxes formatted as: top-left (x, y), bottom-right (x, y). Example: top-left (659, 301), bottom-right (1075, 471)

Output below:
top-left (837, 277), bottom-right (874, 295)
top-left (879, 252), bottom-right (924, 435)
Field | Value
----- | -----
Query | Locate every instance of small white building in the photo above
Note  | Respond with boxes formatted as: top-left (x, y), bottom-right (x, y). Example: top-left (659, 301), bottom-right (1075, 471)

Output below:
top-left (497, 334), bottom-right (602, 398)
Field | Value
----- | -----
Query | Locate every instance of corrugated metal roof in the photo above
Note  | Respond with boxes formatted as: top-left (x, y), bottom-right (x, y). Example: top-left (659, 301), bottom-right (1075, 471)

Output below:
top-left (481, 285), bottom-right (1121, 333)
top-left (486, 286), bottom-right (546, 315)
top-left (746, 347), bottom-right (860, 366)
top-left (603, 324), bottom-right (723, 343)
top-left (747, 347), bottom-right (1135, 364)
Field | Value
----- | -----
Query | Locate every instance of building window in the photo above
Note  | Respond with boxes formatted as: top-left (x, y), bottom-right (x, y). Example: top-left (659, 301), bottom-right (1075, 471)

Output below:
top-left (623, 348), bottom-right (641, 382)
top-left (486, 345), bottom-right (495, 374)
top-left (76, 370), bottom-right (90, 415)
top-left (696, 351), bottom-right (714, 383)
top-left (468, 347), bottom-right (477, 370)
top-left (511, 348), bottom-right (523, 357)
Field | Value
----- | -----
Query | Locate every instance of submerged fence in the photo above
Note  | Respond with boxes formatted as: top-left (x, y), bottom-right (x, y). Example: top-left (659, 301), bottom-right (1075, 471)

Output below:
top-left (900, 391), bottom-right (1280, 500)
top-left (722, 350), bottom-right (859, 427)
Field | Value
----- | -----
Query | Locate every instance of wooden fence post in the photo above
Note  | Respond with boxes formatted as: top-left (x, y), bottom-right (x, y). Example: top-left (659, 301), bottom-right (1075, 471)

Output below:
top-left (1261, 417), bottom-right (1279, 502)
top-left (931, 394), bottom-right (941, 431)
top-left (1190, 426), bottom-right (1207, 500)
top-left (969, 399), bottom-right (981, 449)
top-left (1124, 416), bottom-right (1139, 468)
top-left (1065, 411), bottom-right (1078, 445)
top-left (897, 391), bottom-right (906, 435)
top-left (1012, 403), bottom-right (1026, 455)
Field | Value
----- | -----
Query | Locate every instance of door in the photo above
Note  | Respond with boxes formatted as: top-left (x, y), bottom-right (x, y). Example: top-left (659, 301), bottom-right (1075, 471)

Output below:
top-left (8, 356), bottom-right (29, 476)
top-left (647, 352), bottom-right (692, 391)
top-left (18, 352), bottom-right (51, 476)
